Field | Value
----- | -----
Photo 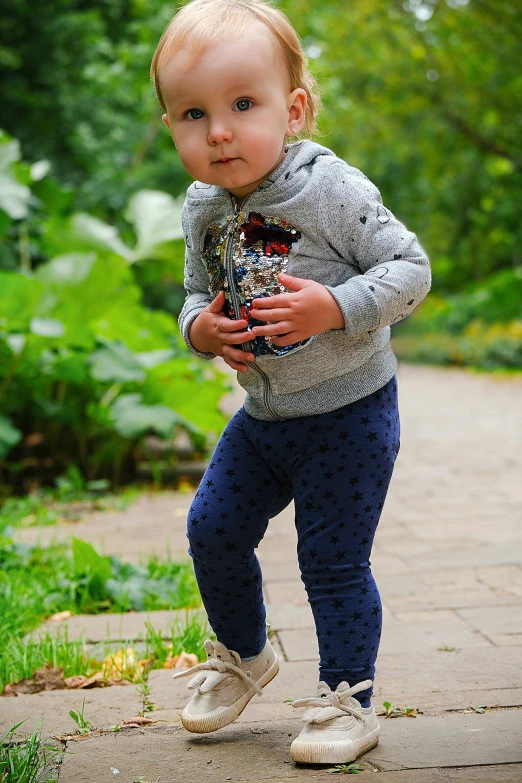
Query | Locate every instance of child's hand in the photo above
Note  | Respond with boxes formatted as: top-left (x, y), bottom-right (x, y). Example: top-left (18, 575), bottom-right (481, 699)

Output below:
top-left (249, 272), bottom-right (345, 346)
top-left (189, 291), bottom-right (255, 372)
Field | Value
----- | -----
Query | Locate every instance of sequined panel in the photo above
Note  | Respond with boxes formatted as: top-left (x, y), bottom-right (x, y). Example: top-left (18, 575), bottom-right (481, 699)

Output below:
top-left (233, 212), bottom-right (305, 357)
top-left (201, 211), bottom-right (307, 357)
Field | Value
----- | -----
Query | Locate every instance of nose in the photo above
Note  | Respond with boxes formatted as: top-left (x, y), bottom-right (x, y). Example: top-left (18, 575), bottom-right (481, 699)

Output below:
top-left (207, 119), bottom-right (233, 145)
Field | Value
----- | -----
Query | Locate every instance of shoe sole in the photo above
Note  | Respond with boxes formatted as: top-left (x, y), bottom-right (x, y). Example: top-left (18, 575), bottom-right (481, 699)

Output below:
top-left (180, 657), bottom-right (280, 734)
top-left (290, 726), bottom-right (380, 765)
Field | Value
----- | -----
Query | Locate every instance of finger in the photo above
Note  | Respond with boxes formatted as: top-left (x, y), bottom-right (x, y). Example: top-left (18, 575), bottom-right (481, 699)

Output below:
top-left (249, 307), bottom-right (293, 322)
top-left (251, 294), bottom-right (292, 310)
top-left (223, 346), bottom-right (255, 364)
top-left (217, 317), bottom-right (249, 332)
top-left (207, 290), bottom-right (225, 313)
top-left (251, 321), bottom-right (293, 336)
top-left (277, 272), bottom-right (314, 290)
top-left (224, 357), bottom-right (250, 372)
top-left (223, 330), bottom-right (254, 345)
top-left (268, 331), bottom-right (302, 347)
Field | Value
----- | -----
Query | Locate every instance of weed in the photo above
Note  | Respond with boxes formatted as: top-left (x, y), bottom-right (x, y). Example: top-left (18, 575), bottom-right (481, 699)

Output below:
top-left (0, 722), bottom-right (62, 783)
top-left (381, 701), bottom-right (418, 718)
top-left (137, 679), bottom-right (157, 715)
top-left (69, 697), bottom-right (93, 735)
top-left (437, 645), bottom-right (456, 652)
top-left (327, 762), bottom-right (364, 774)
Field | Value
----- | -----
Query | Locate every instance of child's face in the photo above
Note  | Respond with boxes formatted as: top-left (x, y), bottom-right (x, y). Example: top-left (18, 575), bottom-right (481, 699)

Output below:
top-left (160, 27), bottom-right (306, 199)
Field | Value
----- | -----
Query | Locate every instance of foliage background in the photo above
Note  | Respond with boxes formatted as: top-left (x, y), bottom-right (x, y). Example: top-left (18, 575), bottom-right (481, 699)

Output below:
top-left (0, 0), bottom-right (520, 489)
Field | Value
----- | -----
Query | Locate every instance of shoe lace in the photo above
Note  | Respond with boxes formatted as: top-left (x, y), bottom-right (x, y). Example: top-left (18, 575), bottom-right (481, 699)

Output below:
top-left (172, 655), bottom-right (263, 695)
top-left (291, 680), bottom-right (371, 724)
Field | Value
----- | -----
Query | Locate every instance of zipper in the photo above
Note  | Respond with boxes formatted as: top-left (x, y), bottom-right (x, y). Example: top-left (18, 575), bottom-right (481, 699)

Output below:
top-left (224, 195), bottom-right (281, 420)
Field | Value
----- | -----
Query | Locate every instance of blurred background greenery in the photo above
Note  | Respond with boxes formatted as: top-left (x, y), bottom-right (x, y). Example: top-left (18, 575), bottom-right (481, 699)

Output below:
top-left (0, 0), bottom-right (520, 493)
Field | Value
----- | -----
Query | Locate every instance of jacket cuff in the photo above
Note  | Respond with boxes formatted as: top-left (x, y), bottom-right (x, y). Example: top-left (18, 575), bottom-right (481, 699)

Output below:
top-left (325, 278), bottom-right (380, 335)
top-left (180, 310), bottom-right (217, 361)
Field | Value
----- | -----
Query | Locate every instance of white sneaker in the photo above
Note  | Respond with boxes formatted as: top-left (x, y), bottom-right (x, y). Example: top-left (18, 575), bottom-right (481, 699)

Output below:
top-left (172, 637), bottom-right (279, 733)
top-left (290, 679), bottom-right (380, 765)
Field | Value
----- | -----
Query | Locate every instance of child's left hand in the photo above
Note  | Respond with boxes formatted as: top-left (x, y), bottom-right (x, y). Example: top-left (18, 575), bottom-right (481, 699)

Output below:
top-left (249, 272), bottom-right (345, 346)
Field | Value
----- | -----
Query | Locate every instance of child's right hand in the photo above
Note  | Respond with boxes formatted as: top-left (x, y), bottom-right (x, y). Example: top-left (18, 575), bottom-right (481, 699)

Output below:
top-left (188, 291), bottom-right (255, 372)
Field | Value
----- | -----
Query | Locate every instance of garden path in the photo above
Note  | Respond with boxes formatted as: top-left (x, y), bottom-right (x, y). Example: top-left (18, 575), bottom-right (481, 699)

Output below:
top-left (2, 361), bottom-right (522, 781)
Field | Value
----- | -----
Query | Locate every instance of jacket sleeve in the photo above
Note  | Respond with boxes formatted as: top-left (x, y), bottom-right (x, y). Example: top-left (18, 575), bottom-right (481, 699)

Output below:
top-left (318, 161), bottom-right (431, 335)
top-left (177, 201), bottom-right (216, 360)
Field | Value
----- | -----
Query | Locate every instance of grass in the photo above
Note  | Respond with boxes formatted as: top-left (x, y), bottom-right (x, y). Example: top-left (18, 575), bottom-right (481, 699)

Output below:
top-left (0, 472), bottom-right (209, 695)
top-left (0, 612), bottom-right (212, 694)
top-left (0, 630), bottom-right (98, 694)
top-left (0, 466), bottom-right (139, 534)
top-left (69, 697), bottom-right (93, 735)
top-left (0, 723), bottom-right (62, 783)
top-left (0, 536), bottom-right (201, 638)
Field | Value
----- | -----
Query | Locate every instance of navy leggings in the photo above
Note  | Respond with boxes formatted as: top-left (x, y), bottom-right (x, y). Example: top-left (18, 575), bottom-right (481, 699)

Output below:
top-left (187, 375), bottom-right (400, 707)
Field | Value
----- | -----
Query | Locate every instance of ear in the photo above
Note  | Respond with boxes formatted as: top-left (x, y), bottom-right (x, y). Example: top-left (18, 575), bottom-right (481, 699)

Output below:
top-left (162, 113), bottom-right (170, 130)
top-left (285, 88), bottom-right (307, 137)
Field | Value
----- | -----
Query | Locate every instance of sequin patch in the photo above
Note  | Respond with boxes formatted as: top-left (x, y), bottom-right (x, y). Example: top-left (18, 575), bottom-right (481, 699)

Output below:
top-left (202, 211), bottom-right (307, 357)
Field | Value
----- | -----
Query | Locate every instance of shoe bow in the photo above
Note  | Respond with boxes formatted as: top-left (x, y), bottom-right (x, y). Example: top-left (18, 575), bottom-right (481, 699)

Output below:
top-left (172, 640), bottom-right (263, 695)
top-left (291, 679), bottom-right (372, 725)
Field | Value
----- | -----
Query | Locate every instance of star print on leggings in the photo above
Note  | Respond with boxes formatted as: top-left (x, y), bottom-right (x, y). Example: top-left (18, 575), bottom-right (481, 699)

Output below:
top-left (186, 375), bottom-right (400, 709)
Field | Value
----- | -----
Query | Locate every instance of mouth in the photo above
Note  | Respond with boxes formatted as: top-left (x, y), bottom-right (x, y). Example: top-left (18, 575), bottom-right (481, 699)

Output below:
top-left (214, 157), bottom-right (238, 165)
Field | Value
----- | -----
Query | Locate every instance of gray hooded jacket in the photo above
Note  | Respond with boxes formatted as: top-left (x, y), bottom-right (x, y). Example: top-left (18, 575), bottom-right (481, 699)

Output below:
top-left (178, 140), bottom-right (431, 421)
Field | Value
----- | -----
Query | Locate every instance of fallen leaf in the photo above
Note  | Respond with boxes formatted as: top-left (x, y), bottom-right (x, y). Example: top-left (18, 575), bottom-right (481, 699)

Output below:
top-left (163, 651), bottom-right (198, 670)
top-left (3, 664), bottom-right (66, 695)
top-left (122, 716), bottom-right (156, 726)
top-left (48, 610), bottom-right (73, 623)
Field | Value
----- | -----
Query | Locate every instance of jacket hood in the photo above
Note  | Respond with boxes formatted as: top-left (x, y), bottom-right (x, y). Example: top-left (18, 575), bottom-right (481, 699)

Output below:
top-left (185, 140), bottom-right (335, 204)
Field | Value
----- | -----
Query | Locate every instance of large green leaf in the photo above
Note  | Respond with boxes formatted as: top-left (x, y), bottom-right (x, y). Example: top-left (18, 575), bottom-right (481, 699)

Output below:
top-left (0, 273), bottom-right (44, 332)
top-left (110, 393), bottom-right (179, 439)
top-left (35, 252), bottom-right (96, 286)
top-left (143, 358), bottom-right (229, 435)
top-left (89, 341), bottom-right (145, 383)
top-left (124, 190), bottom-right (184, 261)
top-left (70, 213), bottom-right (133, 261)
top-left (92, 305), bottom-right (176, 352)
top-left (0, 173), bottom-right (32, 220)
top-left (30, 317), bottom-right (65, 338)
top-left (0, 413), bottom-right (22, 459)
top-left (71, 537), bottom-right (112, 601)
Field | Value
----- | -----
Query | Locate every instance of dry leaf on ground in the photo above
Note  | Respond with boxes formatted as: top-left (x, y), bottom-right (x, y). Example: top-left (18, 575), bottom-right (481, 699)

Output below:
top-left (122, 716), bottom-right (156, 726)
top-left (2, 664), bottom-right (66, 695)
top-left (163, 651), bottom-right (198, 670)
top-left (47, 610), bottom-right (73, 622)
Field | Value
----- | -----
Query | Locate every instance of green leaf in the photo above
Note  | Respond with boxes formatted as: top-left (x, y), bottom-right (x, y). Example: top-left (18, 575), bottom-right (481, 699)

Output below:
top-left (124, 190), bottom-right (184, 260)
top-left (0, 272), bottom-right (43, 332)
top-left (0, 136), bottom-right (21, 171)
top-left (30, 159), bottom-right (52, 181)
top-left (71, 537), bottom-right (112, 598)
top-left (110, 393), bottom-right (178, 439)
top-left (135, 349), bottom-right (176, 369)
top-left (89, 342), bottom-right (145, 383)
top-left (70, 213), bottom-right (133, 261)
top-left (30, 318), bottom-right (65, 338)
top-left (0, 413), bottom-right (22, 459)
top-left (35, 253), bottom-right (96, 286)
top-left (0, 172), bottom-right (32, 220)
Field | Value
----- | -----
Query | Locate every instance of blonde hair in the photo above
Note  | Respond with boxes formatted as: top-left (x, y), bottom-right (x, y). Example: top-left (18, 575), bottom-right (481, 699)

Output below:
top-left (150, 0), bottom-right (321, 137)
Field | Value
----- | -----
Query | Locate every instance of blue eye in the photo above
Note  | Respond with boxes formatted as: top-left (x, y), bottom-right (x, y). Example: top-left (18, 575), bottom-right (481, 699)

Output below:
top-left (235, 99), bottom-right (252, 112)
top-left (186, 108), bottom-right (204, 120)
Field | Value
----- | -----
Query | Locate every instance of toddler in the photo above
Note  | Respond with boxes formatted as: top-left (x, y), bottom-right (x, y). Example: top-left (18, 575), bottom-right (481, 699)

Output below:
top-left (151, 0), bottom-right (431, 765)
